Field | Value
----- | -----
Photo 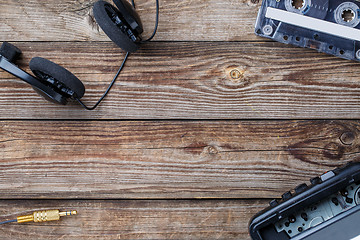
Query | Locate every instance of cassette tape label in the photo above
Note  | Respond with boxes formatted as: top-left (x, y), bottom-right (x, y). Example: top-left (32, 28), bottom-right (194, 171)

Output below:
top-left (255, 0), bottom-right (360, 61)
top-left (265, 7), bottom-right (360, 41)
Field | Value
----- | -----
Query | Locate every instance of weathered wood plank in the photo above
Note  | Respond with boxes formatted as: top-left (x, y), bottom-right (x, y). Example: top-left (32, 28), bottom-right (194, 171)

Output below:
top-left (1, 120), bottom-right (359, 199)
top-left (0, 0), bottom-right (261, 42)
top-left (0, 199), bottom-right (264, 239)
top-left (0, 42), bottom-right (359, 119)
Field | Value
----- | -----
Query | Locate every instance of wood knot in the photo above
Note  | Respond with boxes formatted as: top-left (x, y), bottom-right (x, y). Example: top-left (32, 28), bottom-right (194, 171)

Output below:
top-left (229, 69), bottom-right (244, 82)
top-left (339, 132), bottom-right (355, 145)
top-left (223, 67), bottom-right (249, 89)
top-left (184, 143), bottom-right (219, 156)
top-left (230, 69), bottom-right (241, 80)
top-left (206, 146), bottom-right (219, 155)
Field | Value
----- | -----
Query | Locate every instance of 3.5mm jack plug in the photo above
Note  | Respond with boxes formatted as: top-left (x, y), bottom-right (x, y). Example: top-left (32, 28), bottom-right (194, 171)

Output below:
top-left (0, 210), bottom-right (77, 225)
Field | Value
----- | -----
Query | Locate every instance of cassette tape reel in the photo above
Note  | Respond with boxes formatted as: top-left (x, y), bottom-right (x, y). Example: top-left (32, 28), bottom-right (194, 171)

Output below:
top-left (255, 0), bottom-right (360, 61)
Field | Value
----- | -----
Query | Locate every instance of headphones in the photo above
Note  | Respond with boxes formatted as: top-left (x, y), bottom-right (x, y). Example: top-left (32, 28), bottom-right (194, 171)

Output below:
top-left (0, 0), bottom-right (159, 110)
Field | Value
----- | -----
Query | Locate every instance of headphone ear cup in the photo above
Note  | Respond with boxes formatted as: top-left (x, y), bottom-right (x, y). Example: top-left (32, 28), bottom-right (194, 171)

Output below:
top-left (93, 0), bottom-right (141, 52)
top-left (29, 57), bottom-right (85, 99)
top-left (112, 0), bottom-right (143, 34)
top-left (0, 42), bottom-right (22, 63)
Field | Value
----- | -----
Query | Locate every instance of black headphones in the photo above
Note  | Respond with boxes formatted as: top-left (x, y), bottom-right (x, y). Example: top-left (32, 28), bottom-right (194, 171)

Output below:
top-left (0, 0), bottom-right (159, 110)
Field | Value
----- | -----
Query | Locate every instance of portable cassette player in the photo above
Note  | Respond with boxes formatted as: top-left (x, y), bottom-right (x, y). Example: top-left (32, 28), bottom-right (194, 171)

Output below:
top-left (249, 162), bottom-right (360, 240)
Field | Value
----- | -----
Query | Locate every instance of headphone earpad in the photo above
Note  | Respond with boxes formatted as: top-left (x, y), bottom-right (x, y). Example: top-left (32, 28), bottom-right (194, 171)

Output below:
top-left (29, 57), bottom-right (85, 99)
top-left (93, 0), bottom-right (141, 52)
top-left (0, 42), bottom-right (22, 62)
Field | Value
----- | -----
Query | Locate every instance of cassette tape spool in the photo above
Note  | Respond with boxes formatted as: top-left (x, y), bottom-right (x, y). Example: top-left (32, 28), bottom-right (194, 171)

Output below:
top-left (255, 0), bottom-right (360, 61)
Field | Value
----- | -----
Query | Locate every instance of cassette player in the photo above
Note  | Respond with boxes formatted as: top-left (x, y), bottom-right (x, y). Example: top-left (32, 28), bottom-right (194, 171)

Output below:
top-left (254, 0), bottom-right (360, 61)
top-left (249, 162), bottom-right (360, 240)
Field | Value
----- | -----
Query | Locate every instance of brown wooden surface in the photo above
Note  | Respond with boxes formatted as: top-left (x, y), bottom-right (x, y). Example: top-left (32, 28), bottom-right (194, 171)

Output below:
top-left (0, 0), bottom-right (260, 42)
top-left (0, 200), bottom-right (266, 239)
top-left (1, 42), bottom-right (360, 119)
top-left (1, 120), bottom-right (358, 199)
top-left (1, 0), bottom-right (360, 239)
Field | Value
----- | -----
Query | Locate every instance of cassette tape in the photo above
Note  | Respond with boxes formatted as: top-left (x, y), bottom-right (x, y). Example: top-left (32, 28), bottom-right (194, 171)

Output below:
top-left (254, 0), bottom-right (360, 61)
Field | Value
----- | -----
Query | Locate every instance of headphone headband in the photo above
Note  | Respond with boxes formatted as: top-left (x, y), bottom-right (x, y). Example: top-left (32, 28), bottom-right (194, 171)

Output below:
top-left (0, 55), bottom-right (68, 105)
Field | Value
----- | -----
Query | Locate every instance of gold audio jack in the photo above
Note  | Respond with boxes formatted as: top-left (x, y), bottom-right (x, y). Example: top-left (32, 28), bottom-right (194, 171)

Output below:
top-left (0, 210), bottom-right (77, 225)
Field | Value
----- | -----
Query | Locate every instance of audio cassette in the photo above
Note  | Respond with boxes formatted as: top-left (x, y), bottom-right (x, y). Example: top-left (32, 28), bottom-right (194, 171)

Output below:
top-left (254, 0), bottom-right (360, 61)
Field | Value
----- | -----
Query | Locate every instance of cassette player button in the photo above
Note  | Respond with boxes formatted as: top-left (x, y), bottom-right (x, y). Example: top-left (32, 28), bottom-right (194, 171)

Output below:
top-left (282, 191), bottom-right (292, 201)
top-left (320, 171), bottom-right (335, 182)
top-left (295, 183), bottom-right (308, 194)
top-left (269, 199), bottom-right (279, 207)
top-left (310, 176), bottom-right (322, 185)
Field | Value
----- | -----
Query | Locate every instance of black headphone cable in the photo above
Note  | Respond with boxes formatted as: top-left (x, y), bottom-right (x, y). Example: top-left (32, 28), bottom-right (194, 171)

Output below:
top-left (76, 52), bottom-right (130, 110)
top-left (76, 0), bottom-right (159, 110)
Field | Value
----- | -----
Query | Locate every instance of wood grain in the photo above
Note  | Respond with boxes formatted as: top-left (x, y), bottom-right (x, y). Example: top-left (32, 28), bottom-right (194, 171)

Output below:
top-left (2, 0), bottom-right (358, 239)
top-left (0, 0), bottom-right (261, 42)
top-left (0, 199), bottom-right (265, 239)
top-left (1, 42), bottom-right (360, 119)
top-left (1, 120), bottom-right (359, 199)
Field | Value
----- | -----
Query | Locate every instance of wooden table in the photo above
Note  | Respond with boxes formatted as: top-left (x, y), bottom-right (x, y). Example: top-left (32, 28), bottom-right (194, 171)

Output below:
top-left (0, 0), bottom-right (359, 239)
